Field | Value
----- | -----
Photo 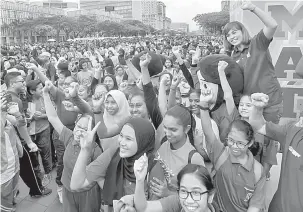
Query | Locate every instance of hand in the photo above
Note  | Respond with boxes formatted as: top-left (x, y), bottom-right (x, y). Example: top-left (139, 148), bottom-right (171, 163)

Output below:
top-left (171, 76), bottom-right (181, 89)
top-left (1, 94), bottom-right (8, 112)
top-left (25, 63), bottom-right (38, 70)
top-left (199, 88), bottom-right (214, 106)
top-left (65, 82), bottom-right (79, 98)
top-left (43, 80), bottom-right (53, 93)
top-left (27, 142), bottom-right (38, 152)
top-left (241, 0), bottom-right (256, 11)
top-left (218, 61), bottom-right (228, 73)
top-left (119, 81), bottom-right (128, 92)
top-left (160, 74), bottom-right (170, 86)
top-left (28, 68), bottom-right (34, 75)
top-left (134, 153), bottom-right (148, 182)
top-left (150, 177), bottom-right (169, 198)
top-left (62, 101), bottom-right (75, 112)
top-left (7, 103), bottom-right (20, 116)
top-left (172, 46), bottom-right (180, 56)
top-left (139, 53), bottom-right (152, 68)
top-left (33, 111), bottom-right (43, 120)
top-left (251, 93), bottom-right (269, 109)
top-left (92, 92), bottom-right (105, 111)
top-left (79, 117), bottom-right (100, 150)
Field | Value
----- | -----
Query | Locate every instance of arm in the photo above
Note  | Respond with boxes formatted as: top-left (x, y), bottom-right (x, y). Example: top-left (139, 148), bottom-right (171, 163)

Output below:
top-left (250, 4), bottom-right (278, 40)
top-left (158, 80), bottom-right (167, 116)
top-left (126, 60), bottom-right (141, 83)
top-left (217, 61), bottom-right (235, 115)
top-left (43, 88), bottom-right (64, 135)
top-left (71, 94), bottom-right (92, 115)
top-left (167, 87), bottom-right (177, 109)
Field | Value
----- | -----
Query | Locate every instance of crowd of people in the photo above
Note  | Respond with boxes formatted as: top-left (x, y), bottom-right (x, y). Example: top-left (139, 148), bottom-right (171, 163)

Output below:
top-left (1, 1), bottom-right (303, 212)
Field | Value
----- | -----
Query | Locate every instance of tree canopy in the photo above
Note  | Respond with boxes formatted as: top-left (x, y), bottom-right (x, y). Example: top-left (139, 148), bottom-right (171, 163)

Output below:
top-left (193, 11), bottom-right (230, 34)
top-left (5, 14), bottom-right (156, 41)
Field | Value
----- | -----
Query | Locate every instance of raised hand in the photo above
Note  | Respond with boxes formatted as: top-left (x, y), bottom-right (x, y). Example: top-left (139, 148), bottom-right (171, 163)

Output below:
top-left (134, 153), bottom-right (148, 182)
top-left (62, 101), bottom-right (75, 112)
top-left (172, 46), bottom-right (180, 56)
top-left (241, 0), bottom-right (256, 11)
top-left (251, 93), bottom-right (269, 109)
top-left (199, 88), bottom-right (214, 106)
top-left (79, 116), bottom-right (101, 150)
top-left (43, 80), bottom-right (53, 93)
top-left (160, 74), bottom-right (171, 86)
top-left (92, 92), bottom-right (105, 112)
top-left (7, 103), bottom-right (20, 116)
top-left (218, 61), bottom-right (228, 73)
top-left (171, 75), bottom-right (181, 89)
top-left (139, 53), bottom-right (152, 68)
top-left (25, 63), bottom-right (38, 70)
top-left (65, 82), bottom-right (79, 98)
top-left (150, 177), bottom-right (169, 198)
top-left (27, 142), bottom-right (38, 152)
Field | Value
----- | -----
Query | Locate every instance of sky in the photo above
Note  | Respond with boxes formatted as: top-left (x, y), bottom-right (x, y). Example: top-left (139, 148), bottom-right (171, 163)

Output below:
top-left (161, 0), bottom-right (223, 31)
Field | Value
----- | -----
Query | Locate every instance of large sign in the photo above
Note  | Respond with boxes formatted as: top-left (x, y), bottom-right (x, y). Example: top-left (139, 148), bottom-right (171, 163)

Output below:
top-left (230, 1), bottom-right (303, 119)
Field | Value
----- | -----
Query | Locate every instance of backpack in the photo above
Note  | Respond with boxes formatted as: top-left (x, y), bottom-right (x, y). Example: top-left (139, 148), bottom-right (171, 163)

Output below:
top-left (211, 147), bottom-right (263, 184)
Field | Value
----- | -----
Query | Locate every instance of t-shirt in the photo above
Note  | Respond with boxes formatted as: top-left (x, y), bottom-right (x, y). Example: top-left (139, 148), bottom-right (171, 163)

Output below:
top-left (232, 30), bottom-right (283, 107)
top-left (27, 98), bottom-right (49, 135)
top-left (157, 140), bottom-right (205, 190)
top-left (60, 126), bottom-right (102, 192)
top-left (266, 123), bottom-right (303, 212)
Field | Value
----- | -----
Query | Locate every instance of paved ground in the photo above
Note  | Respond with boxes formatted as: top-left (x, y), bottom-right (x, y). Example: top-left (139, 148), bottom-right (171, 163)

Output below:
top-left (15, 154), bottom-right (283, 212)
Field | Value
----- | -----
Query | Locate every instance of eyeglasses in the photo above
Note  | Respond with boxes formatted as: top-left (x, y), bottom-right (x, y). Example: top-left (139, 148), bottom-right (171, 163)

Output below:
top-left (178, 189), bottom-right (208, 201)
top-left (225, 138), bottom-right (248, 149)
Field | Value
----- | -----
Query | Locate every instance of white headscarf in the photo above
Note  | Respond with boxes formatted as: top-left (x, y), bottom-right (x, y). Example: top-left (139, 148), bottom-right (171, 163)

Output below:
top-left (103, 90), bottom-right (130, 128)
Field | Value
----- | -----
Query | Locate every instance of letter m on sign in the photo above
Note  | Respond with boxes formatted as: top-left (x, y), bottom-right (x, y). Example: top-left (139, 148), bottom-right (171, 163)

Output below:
top-left (267, 3), bottom-right (303, 39)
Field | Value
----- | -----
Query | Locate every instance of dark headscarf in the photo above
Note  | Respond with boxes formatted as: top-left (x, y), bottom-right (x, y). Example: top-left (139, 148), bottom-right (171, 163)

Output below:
top-left (103, 117), bottom-right (155, 206)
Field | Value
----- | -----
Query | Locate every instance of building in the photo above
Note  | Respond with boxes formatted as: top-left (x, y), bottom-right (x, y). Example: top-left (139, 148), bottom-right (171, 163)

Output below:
top-left (221, 0), bottom-right (230, 12)
top-left (156, 1), bottom-right (165, 29)
top-left (1, 0), bottom-right (64, 44)
top-left (141, 0), bottom-right (167, 30)
top-left (79, 0), bottom-right (142, 21)
top-left (65, 8), bottom-right (123, 23)
top-left (164, 17), bottom-right (171, 29)
top-left (170, 22), bottom-right (189, 33)
top-left (29, 0), bottom-right (78, 9)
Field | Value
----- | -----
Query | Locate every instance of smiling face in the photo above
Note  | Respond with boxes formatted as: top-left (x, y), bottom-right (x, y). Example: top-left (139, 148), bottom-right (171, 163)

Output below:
top-left (226, 28), bottom-right (243, 47)
top-left (104, 76), bottom-right (115, 90)
top-left (165, 59), bottom-right (172, 68)
top-left (129, 95), bottom-right (148, 119)
top-left (104, 95), bottom-right (119, 115)
top-left (189, 92), bottom-right (200, 116)
top-left (238, 95), bottom-right (253, 119)
top-left (227, 127), bottom-right (251, 157)
top-left (73, 116), bottom-right (89, 141)
top-left (179, 174), bottom-right (210, 212)
top-left (78, 85), bottom-right (89, 100)
top-left (118, 124), bottom-right (138, 158)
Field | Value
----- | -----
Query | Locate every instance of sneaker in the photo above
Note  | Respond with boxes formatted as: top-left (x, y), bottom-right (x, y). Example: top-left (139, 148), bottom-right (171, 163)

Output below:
top-left (57, 185), bottom-right (63, 204)
top-left (42, 173), bottom-right (52, 187)
top-left (30, 187), bottom-right (52, 198)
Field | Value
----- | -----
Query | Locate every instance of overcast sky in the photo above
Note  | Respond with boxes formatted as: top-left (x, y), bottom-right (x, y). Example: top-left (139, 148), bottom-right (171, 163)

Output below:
top-left (161, 0), bottom-right (222, 31)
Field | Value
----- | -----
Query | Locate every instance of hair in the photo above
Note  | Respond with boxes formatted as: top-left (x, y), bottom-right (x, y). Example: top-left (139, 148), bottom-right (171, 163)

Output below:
top-left (59, 70), bottom-right (71, 78)
top-left (222, 21), bottom-right (251, 54)
top-left (102, 74), bottom-right (118, 90)
top-left (239, 94), bottom-right (252, 102)
top-left (4, 72), bottom-right (21, 87)
top-left (177, 164), bottom-right (214, 191)
top-left (164, 58), bottom-right (173, 68)
top-left (128, 91), bottom-right (144, 102)
top-left (165, 104), bottom-right (196, 146)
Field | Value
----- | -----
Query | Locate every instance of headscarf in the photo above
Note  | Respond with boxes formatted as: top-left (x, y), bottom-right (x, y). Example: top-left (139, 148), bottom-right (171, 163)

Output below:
top-left (103, 117), bottom-right (156, 206)
top-left (103, 90), bottom-right (130, 129)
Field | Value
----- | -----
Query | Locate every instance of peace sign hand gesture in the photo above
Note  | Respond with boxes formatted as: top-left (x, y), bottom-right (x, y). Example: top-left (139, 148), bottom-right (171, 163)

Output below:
top-left (79, 117), bottom-right (101, 151)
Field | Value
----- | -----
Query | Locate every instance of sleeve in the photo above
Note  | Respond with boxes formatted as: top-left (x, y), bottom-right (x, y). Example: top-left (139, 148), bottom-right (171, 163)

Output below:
top-left (59, 126), bottom-right (74, 147)
top-left (191, 152), bottom-right (205, 167)
top-left (252, 29), bottom-right (273, 51)
top-left (143, 82), bottom-right (163, 129)
top-left (210, 119), bottom-right (220, 141)
top-left (207, 138), bottom-right (225, 165)
top-left (86, 145), bottom-right (118, 182)
top-left (159, 195), bottom-right (182, 212)
top-left (265, 122), bottom-right (290, 145)
top-left (179, 63), bottom-right (194, 89)
top-left (248, 174), bottom-right (266, 209)
top-left (71, 95), bottom-right (93, 115)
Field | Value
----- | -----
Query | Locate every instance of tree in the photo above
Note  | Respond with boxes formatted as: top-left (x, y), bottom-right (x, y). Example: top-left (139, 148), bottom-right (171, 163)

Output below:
top-left (193, 11), bottom-right (230, 34)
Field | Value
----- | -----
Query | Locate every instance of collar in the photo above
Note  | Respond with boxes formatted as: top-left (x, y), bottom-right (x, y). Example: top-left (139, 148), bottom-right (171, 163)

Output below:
top-left (229, 148), bottom-right (254, 171)
top-left (233, 44), bottom-right (249, 54)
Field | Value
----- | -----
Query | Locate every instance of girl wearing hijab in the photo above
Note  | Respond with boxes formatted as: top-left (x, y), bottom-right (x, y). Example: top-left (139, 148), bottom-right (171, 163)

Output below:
top-left (101, 90), bottom-right (131, 150)
top-left (70, 118), bottom-right (165, 212)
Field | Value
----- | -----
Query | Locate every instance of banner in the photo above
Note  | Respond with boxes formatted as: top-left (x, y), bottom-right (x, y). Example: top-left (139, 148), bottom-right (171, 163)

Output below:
top-left (230, 0), bottom-right (303, 119)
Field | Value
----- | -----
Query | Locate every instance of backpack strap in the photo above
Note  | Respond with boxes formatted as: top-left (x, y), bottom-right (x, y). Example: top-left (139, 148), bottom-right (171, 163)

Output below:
top-left (188, 150), bottom-right (198, 164)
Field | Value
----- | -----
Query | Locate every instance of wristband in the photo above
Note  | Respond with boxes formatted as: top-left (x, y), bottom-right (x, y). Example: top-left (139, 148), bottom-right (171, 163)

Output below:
top-left (198, 105), bottom-right (210, 111)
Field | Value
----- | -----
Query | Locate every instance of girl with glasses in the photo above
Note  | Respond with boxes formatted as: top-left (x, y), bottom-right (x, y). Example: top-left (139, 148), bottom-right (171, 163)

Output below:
top-left (128, 161), bottom-right (218, 212)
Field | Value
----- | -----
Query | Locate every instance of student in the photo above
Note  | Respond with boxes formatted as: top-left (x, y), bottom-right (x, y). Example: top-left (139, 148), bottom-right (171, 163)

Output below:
top-left (248, 93), bottom-right (303, 212)
top-left (43, 80), bottom-right (102, 212)
top-left (198, 88), bottom-right (266, 212)
top-left (120, 162), bottom-right (219, 212)
top-left (223, 1), bottom-right (282, 124)
top-left (77, 60), bottom-right (94, 87)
